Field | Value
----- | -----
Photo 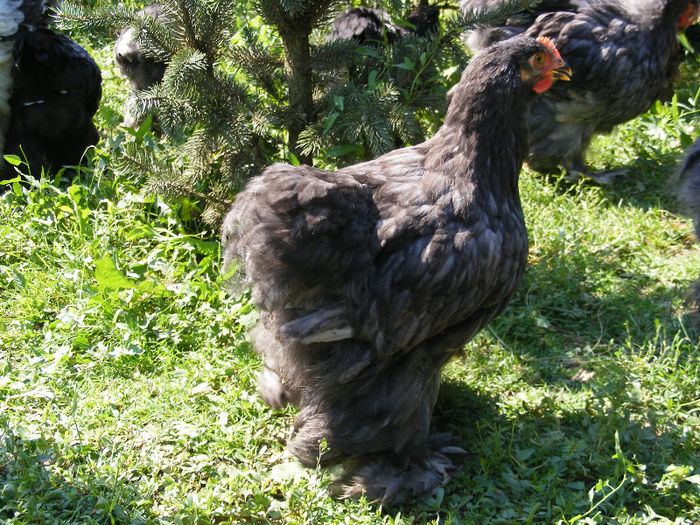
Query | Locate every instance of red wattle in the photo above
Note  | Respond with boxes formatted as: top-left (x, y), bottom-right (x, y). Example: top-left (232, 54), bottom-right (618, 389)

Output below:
top-left (533, 76), bottom-right (553, 93)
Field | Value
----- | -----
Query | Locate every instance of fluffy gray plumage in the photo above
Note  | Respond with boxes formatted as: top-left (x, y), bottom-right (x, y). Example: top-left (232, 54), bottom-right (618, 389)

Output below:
top-left (113, 5), bottom-right (167, 128)
top-left (222, 36), bottom-right (569, 503)
top-left (460, 0), bottom-right (697, 178)
top-left (681, 138), bottom-right (700, 312)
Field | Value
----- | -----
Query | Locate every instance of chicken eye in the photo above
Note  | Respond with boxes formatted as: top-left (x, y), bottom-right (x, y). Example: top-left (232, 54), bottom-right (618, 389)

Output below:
top-left (532, 52), bottom-right (546, 67)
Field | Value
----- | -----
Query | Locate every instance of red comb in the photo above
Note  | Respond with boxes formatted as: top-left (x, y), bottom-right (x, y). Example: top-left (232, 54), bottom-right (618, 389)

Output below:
top-left (536, 36), bottom-right (561, 58)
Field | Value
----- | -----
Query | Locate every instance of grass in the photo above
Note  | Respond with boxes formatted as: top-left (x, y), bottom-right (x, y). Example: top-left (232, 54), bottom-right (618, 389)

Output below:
top-left (1, 16), bottom-right (700, 525)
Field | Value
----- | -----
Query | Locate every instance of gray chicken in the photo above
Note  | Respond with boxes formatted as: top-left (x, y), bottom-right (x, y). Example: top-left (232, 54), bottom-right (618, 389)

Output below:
top-left (461, 0), bottom-right (699, 182)
top-left (222, 36), bottom-right (571, 503)
top-left (681, 138), bottom-right (700, 313)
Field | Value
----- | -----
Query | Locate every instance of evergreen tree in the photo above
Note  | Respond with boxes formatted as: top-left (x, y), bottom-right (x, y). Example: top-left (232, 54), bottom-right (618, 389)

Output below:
top-left (256, 0), bottom-right (342, 164)
top-left (60, 0), bottom-right (278, 224)
top-left (59, 0), bottom-right (525, 227)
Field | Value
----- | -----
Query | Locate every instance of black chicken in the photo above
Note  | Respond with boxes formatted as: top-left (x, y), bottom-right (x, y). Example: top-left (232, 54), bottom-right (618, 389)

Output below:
top-left (222, 36), bottom-right (571, 503)
top-left (18, 0), bottom-right (58, 28)
top-left (460, 0), bottom-right (699, 181)
top-left (0, 0), bottom-right (58, 156)
top-left (329, 4), bottom-right (441, 43)
top-left (4, 27), bottom-right (101, 174)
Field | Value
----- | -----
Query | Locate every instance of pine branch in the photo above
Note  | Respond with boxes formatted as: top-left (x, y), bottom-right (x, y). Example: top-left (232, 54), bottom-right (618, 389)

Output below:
top-left (54, 3), bottom-right (135, 33)
top-left (122, 146), bottom-right (233, 207)
top-left (132, 11), bottom-right (180, 63)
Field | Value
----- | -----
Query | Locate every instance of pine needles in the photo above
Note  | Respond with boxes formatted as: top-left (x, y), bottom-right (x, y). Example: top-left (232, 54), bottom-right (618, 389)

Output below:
top-left (57, 0), bottom-right (503, 226)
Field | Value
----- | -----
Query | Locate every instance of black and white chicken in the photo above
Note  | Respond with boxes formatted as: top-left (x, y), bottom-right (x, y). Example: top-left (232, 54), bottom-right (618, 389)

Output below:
top-left (222, 36), bottom-right (571, 503)
top-left (461, 0), bottom-right (699, 181)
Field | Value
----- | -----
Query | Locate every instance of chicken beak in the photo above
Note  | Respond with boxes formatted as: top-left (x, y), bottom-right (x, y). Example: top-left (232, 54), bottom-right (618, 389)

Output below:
top-left (550, 61), bottom-right (572, 82)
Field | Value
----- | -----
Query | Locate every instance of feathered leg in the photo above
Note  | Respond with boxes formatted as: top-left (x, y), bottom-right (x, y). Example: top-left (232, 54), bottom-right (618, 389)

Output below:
top-left (284, 340), bottom-right (464, 504)
top-left (250, 321), bottom-right (301, 408)
top-left (338, 433), bottom-right (464, 504)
